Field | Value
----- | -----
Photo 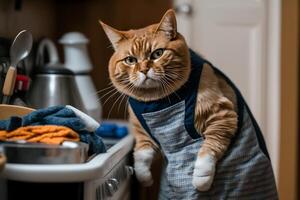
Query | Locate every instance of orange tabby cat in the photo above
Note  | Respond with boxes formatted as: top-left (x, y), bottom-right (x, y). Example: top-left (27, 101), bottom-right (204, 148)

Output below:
top-left (100, 9), bottom-right (278, 200)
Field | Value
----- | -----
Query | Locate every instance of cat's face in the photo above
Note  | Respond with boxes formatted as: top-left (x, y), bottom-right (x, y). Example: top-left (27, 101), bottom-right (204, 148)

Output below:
top-left (100, 9), bottom-right (190, 101)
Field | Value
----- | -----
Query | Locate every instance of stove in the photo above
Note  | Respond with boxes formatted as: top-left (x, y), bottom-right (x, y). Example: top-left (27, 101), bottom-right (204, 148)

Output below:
top-left (0, 134), bottom-right (134, 200)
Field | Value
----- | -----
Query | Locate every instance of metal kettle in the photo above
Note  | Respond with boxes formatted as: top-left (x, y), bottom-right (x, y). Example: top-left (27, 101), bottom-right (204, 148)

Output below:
top-left (27, 39), bottom-right (85, 111)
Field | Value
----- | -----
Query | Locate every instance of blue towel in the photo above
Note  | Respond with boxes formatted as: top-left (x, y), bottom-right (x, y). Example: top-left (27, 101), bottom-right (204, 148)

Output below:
top-left (0, 106), bottom-right (106, 155)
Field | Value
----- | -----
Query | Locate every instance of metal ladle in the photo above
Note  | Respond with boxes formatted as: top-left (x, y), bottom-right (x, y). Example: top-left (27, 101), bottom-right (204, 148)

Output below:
top-left (2, 30), bottom-right (33, 104)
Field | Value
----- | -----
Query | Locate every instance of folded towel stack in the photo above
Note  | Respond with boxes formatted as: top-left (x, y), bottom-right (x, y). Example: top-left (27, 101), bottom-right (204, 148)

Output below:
top-left (0, 125), bottom-right (80, 144)
top-left (0, 105), bottom-right (106, 155)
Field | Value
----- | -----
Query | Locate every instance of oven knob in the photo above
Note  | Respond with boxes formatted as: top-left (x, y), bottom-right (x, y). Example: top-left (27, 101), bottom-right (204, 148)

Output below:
top-left (105, 178), bottom-right (119, 196)
top-left (126, 166), bottom-right (134, 176)
top-left (105, 182), bottom-right (115, 197)
top-left (109, 178), bottom-right (119, 188)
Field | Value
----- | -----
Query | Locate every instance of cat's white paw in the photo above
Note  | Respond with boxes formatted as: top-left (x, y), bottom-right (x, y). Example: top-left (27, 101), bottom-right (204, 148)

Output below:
top-left (134, 149), bottom-right (155, 187)
top-left (192, 154), bottom-right (216, 191)
top-left (134, 161), bottom-right (153, 186)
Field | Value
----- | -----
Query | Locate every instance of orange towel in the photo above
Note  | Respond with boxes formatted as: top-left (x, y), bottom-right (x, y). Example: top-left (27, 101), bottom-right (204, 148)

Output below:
top-left (0, 125), bottom-right (80, 145)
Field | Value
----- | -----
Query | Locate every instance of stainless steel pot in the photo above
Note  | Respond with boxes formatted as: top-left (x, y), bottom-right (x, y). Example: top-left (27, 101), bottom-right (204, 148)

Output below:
top-left (1, 141), bottom-right (89, 164)
top-left (27, 66), bottom-right (85, 110)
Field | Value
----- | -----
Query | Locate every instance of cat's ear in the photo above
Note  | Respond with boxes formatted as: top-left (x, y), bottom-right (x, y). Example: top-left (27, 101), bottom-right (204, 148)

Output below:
top-left (99, 20), bottom-right (126, 50)
top-left (156, 9), bottom-right (177, 39)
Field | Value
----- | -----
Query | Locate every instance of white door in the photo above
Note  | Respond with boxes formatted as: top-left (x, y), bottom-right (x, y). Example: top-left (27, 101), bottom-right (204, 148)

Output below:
top-left (173, 0), bottom-right (281, 180)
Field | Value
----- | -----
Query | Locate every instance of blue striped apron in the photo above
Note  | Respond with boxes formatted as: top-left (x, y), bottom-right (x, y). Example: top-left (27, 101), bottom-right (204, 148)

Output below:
top-left (129, 50), bottom-right (278, 200)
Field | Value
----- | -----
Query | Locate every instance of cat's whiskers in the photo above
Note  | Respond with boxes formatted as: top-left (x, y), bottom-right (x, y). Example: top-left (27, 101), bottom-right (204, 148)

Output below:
top-left (165, 66), bottom-right (186, 74)
top-left (158, 78), bottom-right (172, 103)
top-left (105, 84), bottom-right (130, 119)
top-left (162, 77), bottom-right (181, 100)
top-left (107, 90), bottom-right (126, 120)
top-left (96, 87), bottom-right (118, 103)
top-left (165, 71), bottom-right (185, 78)
top-left (127, 82), bottom-right (137, 96)
top-left (102, 89), bottom-right (121, 106)
top-left (161, 78), bottom-right (174, 94)
top-left (123, 81), bottom-right (138, 119)
top-left (118, 93), bottom-right (128, 113)
top-left (94, 84), bottom-right (115, 95)
top-left (117, 81), bottom-right (135, 112)
top-left (152, 72), bottom-right (174, 97)
top-left (114, 78), bottom-right (137, 117)
top-left (165, 74), bottom-right (185, 83)
top-left (164, 74), bottom-right (182, 80)
top-left (158, 77), bottom-right (169, 93)
top-left (106, 76), bottom-right (136, 119)
top-left (164, 74), bottom-right (182, 84)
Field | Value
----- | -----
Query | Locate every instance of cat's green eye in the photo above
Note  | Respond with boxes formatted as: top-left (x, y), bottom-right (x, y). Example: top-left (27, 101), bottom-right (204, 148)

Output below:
top-left (150, 48), bottom-right (164, 60)
top-left (124, 56), bottom-right (137, 65)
